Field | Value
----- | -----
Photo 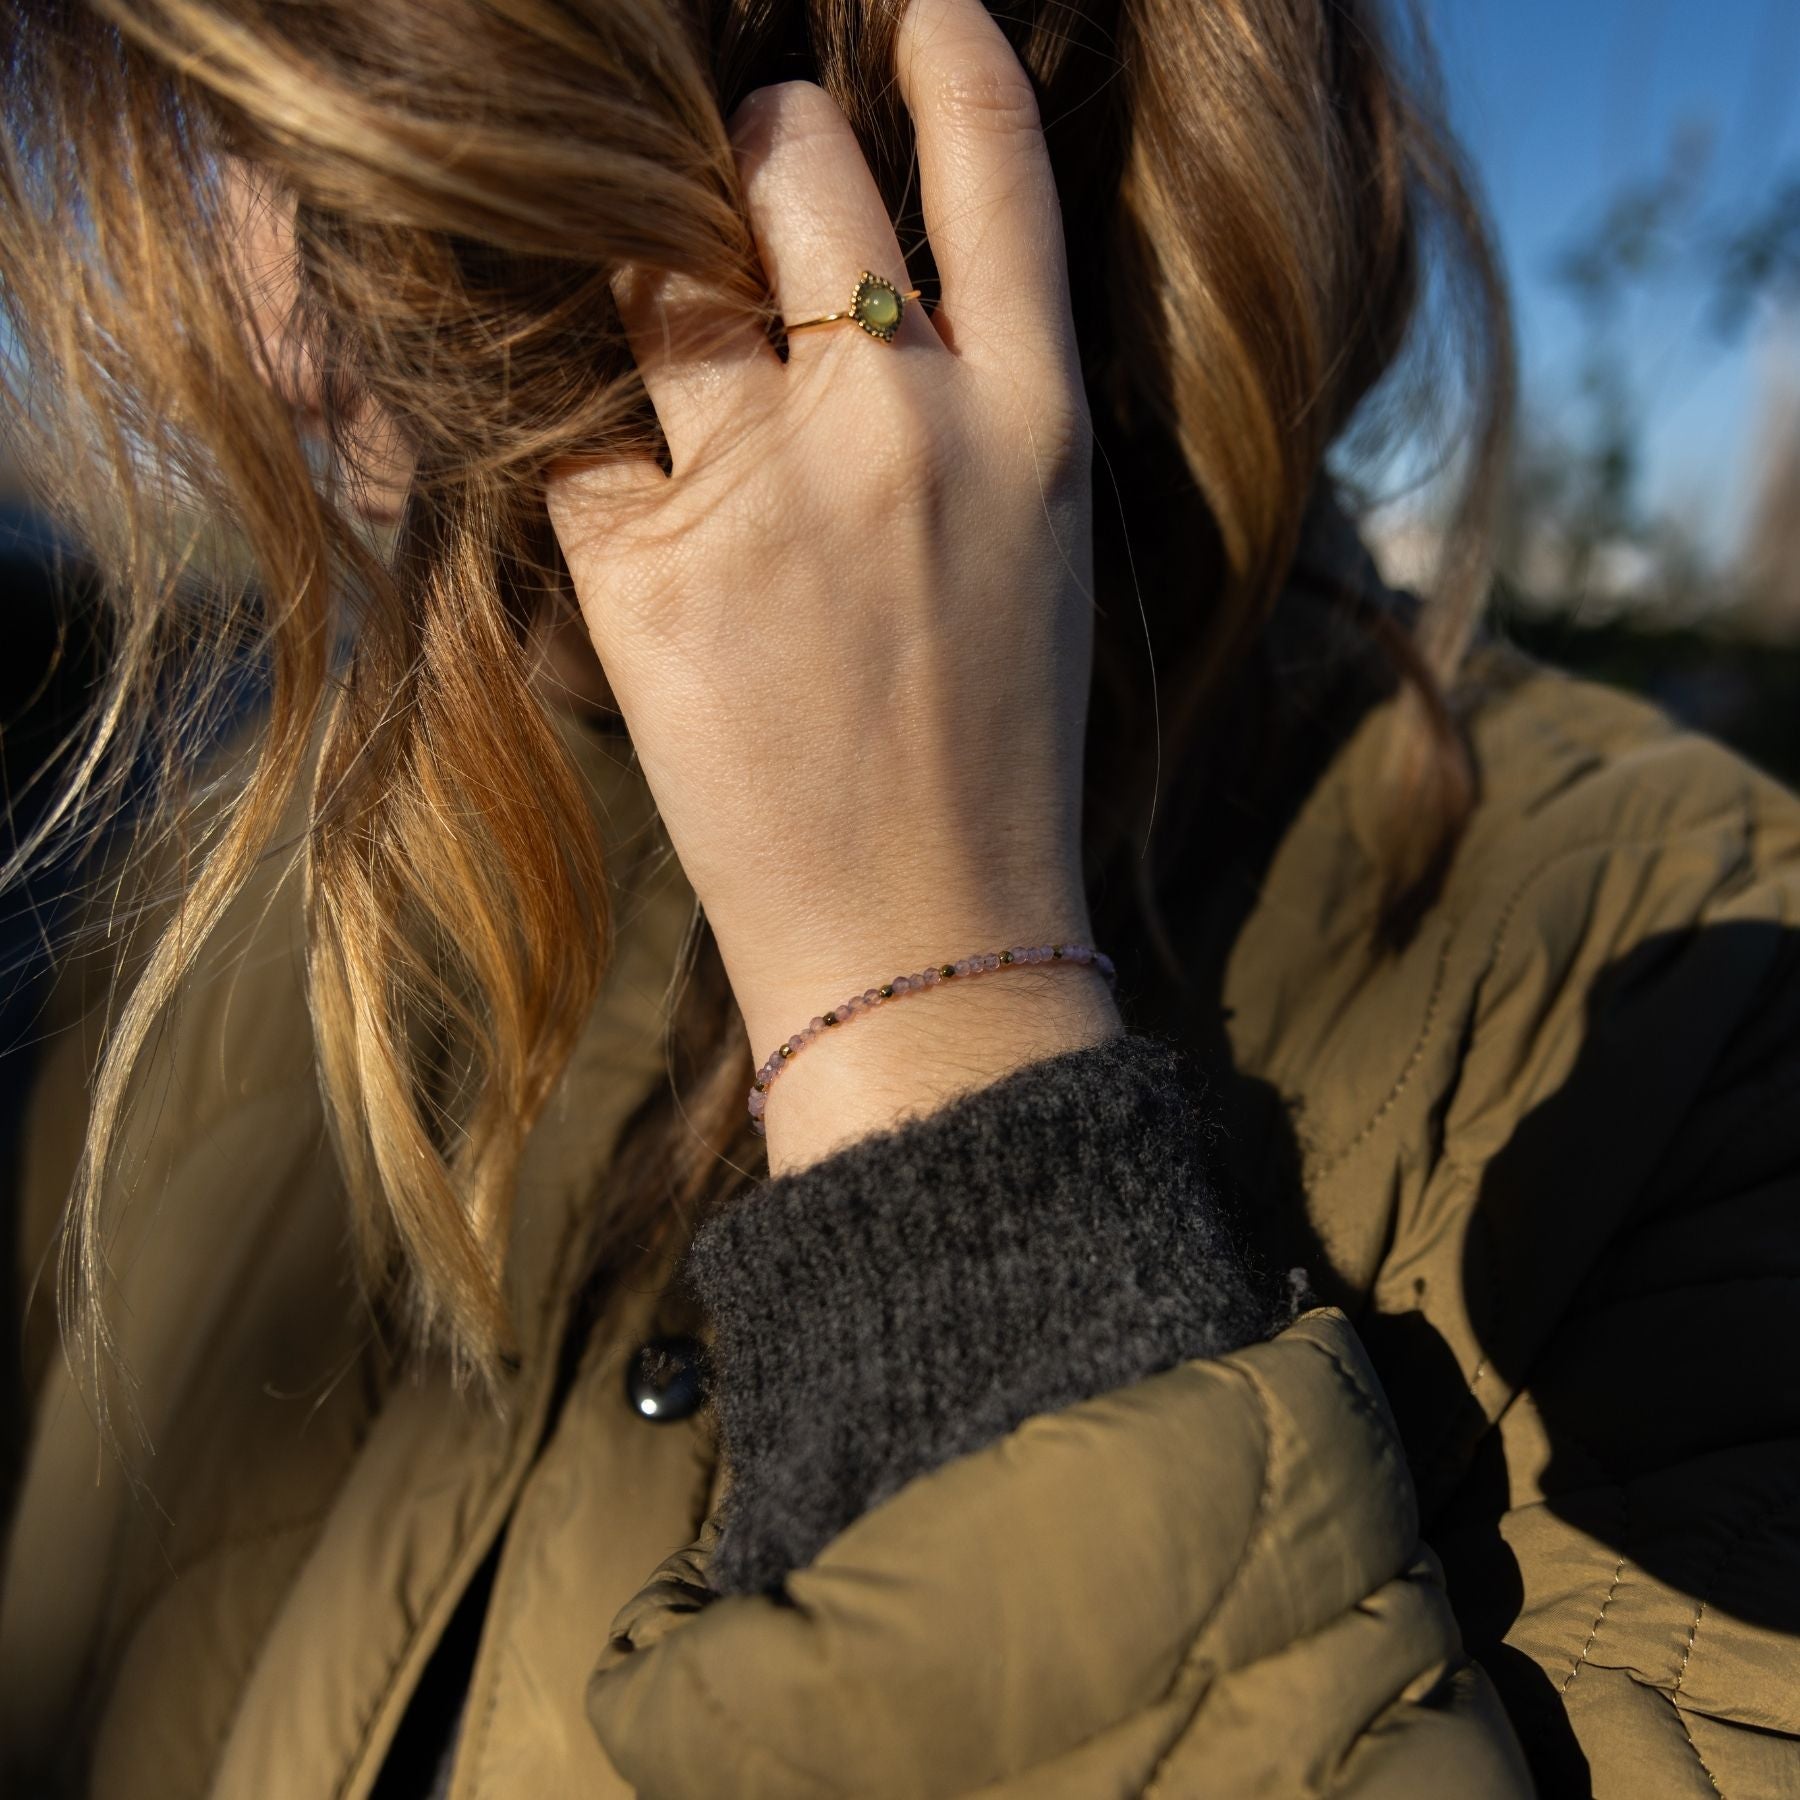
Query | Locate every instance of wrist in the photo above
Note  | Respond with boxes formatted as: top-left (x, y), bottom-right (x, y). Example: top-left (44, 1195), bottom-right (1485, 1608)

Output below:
top-left (745, 956), bottom-right (1123, 1176)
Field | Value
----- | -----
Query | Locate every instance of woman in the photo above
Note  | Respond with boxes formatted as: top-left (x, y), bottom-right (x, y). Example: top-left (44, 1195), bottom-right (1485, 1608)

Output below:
top-left (2, 0), bottom-right (1796, 1792)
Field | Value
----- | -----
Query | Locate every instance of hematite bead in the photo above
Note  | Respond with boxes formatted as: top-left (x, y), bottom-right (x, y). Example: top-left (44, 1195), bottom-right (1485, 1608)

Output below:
top-left (879, 984), bottom-right (894, 998)
top-left (940, 964), bottom-right (956, 977)
top-left (1000, 950), bottom-right (1014, 963)
top-left (1052, 945), bottom-right (1064, 958)
top-left (824, 1012), bottom-right (839, 1025)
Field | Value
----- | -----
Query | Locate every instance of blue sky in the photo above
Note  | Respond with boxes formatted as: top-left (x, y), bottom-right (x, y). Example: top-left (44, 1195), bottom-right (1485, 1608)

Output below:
top-left (1424, 0), bottom-right (1800, 558)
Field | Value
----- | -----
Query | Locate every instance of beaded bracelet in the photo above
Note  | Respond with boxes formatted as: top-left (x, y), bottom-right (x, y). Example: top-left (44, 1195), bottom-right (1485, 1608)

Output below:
top-left (747, 941), bottom-right (1117, 1137)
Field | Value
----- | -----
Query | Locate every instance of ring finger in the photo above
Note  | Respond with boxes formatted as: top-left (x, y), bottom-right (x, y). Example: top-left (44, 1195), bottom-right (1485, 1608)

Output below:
top-left (729, 80), bottom-right (942, 376)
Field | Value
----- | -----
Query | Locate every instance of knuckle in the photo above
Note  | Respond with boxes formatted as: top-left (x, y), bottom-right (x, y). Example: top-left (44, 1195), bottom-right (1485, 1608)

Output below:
top-left (929, 62), bottom-right (1043, 134)
top-left (1037, 393), bottom-right (1093, 482)
top-left (978, 371), bottom-right (1091, 485)
top-left (852, 380), bottom-right (953, 510)
top-left (863, 383), bottom-right (942, 482)
top-left (981, 399), bottom-right (1089, 528)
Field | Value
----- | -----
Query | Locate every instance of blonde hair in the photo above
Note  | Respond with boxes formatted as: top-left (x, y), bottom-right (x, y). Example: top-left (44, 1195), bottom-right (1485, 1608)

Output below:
top-left (0, 0), bottom-right (1511, 1393)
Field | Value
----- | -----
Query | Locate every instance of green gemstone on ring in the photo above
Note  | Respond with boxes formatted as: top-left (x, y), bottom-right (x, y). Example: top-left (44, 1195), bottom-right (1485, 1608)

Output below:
top-left (853, 276), bottom-right (903, 338)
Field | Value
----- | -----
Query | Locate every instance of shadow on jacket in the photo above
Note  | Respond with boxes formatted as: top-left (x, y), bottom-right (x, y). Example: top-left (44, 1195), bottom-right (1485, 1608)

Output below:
top-left (1135, 586), bottom-right (1800, 1796)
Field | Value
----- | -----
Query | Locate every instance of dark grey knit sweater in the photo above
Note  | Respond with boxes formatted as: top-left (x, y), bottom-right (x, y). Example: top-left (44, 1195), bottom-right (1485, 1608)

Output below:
top-left (681, 1027), bottom-right (1295, 1597)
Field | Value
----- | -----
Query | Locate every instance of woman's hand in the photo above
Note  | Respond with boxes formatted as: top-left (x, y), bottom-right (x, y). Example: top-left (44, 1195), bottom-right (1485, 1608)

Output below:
top-left (546, 0), bottom-right (1121, 1169)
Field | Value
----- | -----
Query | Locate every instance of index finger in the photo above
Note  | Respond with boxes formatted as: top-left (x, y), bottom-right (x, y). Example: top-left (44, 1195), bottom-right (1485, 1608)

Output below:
top-left (607, 255), bottom-right (783, 480)
top-left (893, 0), bottom-right (1076, 373)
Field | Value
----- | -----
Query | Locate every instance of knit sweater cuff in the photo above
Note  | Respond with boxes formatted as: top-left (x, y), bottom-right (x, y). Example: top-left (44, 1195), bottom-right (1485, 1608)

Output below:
top-left (680, 1030), bottom-right (1291, 1598)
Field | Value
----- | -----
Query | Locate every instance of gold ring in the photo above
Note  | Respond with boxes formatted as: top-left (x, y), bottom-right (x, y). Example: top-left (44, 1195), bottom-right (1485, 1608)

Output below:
top-left (784, 270), bottom-right (924, 344)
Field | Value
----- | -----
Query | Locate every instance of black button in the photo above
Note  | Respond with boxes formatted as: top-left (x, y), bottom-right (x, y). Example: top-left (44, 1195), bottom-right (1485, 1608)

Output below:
top-left (625, 1335), bottom-right (708, 1423)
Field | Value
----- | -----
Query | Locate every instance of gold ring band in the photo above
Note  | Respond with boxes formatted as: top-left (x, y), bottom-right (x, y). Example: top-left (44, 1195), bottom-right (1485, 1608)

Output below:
top-left (785, 270), bottom-right (924, 344)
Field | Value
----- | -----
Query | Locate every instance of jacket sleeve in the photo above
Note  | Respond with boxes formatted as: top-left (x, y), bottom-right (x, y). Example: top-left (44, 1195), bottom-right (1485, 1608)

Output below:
top-left (583, 1031), bottom-right (1535, 1797)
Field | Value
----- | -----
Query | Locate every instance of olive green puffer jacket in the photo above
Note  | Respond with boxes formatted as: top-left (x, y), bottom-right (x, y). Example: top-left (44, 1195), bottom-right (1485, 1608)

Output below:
top-left (4, 599), bottom-right (1799, 1797)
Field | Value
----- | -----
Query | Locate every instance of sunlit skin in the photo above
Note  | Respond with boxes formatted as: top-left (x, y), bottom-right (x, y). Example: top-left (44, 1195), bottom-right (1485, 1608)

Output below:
top-left (240, 0), bottom-right (1124, 1174)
